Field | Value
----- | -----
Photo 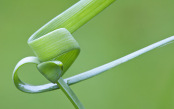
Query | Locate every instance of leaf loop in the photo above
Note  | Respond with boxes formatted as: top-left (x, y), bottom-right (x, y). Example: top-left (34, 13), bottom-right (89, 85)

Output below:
top-left (13, 28), bottom-right (80, 93)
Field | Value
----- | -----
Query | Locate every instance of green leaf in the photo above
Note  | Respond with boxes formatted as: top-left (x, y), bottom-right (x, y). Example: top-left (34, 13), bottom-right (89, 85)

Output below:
top-left (13, 0), bottom-right (117, 108)
top-left (37, 61), bottom-right (63, 83)
top-left (29, 28), bottom-right (80, 75)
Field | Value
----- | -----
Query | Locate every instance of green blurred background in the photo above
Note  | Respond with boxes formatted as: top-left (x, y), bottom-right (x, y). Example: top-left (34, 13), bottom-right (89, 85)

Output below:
top-left (1, 0), bottom-right (174, 109)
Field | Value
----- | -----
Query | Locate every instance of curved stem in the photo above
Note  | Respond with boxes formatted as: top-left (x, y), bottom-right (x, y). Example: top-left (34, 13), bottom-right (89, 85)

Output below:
top-left (15, 36), bottom-right (174, 93)
top-left (65, 36), bottom-right (174, 85)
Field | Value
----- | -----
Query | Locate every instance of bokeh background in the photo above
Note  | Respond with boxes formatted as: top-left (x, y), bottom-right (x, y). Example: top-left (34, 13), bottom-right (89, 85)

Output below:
top-left (1, 0), bottom-right (174, 109)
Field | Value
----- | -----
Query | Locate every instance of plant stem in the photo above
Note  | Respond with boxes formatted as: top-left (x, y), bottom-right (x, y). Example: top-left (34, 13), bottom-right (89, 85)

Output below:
top-left (65, 36), bottom-right (174, 85)
top-left (57, 77), bottom-right (85, 109)
top-left (15, 36), bottom-right (174, 93)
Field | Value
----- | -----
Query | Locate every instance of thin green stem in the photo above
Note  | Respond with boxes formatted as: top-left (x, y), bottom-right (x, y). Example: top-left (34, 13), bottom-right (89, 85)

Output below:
top-left (57, 77), bottom-right (85, 109)
top-left (66, 36), bottom-right (174, 85)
